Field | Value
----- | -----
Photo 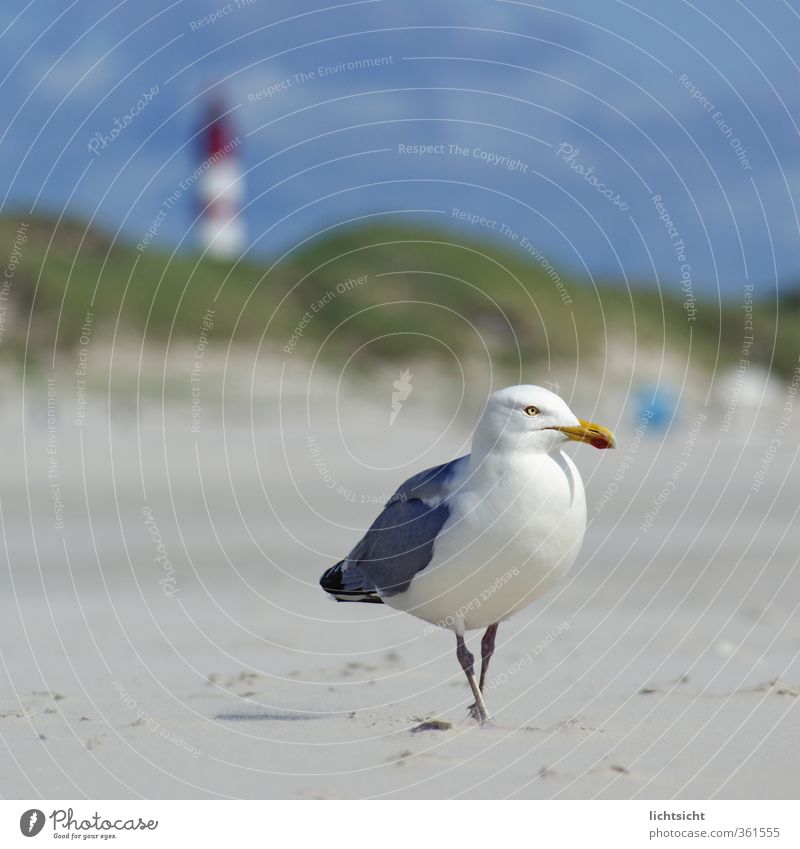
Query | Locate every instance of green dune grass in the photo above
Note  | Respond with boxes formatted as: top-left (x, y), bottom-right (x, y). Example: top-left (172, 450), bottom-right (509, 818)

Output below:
top-left (0, 214), bottom-right (795, 380)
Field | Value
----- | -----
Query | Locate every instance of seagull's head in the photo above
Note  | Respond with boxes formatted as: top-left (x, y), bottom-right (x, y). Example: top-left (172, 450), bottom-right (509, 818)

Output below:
top-left (474, 385), bottom-right (616, 455)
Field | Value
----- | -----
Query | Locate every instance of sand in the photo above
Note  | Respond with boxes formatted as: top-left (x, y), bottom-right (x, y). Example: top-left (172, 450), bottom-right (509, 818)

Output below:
top-left (1, 362), bottom-right (798, 799)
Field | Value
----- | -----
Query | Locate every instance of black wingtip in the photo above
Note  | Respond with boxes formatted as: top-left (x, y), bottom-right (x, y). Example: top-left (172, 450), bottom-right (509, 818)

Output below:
top-left (319, 562), bottom-right (345, 593)
top-left (320, 562), bottom-right (382, 604)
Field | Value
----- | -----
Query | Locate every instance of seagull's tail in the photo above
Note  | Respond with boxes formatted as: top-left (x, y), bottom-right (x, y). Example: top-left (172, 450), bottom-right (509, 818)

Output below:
top-left (319, 562), bottom-right (383, 604)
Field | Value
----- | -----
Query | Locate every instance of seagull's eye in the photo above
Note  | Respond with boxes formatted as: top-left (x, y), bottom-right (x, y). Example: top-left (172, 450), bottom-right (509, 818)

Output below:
top-left (524, 405), bottom-right (541, 416)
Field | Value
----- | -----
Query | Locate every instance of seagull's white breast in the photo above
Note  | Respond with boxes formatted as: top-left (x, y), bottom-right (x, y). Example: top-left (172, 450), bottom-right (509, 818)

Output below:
top-left (383, 449), bottom-right (587, 632)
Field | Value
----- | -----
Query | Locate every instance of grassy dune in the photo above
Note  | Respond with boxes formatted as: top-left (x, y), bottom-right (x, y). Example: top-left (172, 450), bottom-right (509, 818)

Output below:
top-left (0, 214), bottom-right (795, 379)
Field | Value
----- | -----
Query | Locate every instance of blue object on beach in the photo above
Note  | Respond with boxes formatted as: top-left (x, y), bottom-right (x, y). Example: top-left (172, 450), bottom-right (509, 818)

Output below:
top-left (634, 385), bottom-right (676, 431)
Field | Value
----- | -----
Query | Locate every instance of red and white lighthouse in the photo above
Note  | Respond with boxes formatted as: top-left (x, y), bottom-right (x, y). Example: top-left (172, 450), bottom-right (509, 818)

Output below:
top-left (198, 99), bottom-right (244, 259)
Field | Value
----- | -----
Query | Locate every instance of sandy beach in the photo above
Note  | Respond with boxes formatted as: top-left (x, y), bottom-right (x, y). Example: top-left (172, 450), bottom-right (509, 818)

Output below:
top-left (1, 360), bottom-right (798, 799)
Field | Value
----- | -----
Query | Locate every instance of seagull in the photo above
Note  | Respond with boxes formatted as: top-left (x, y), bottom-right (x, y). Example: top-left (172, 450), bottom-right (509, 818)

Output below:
top-left (320, 385), bottom-right (615, 723)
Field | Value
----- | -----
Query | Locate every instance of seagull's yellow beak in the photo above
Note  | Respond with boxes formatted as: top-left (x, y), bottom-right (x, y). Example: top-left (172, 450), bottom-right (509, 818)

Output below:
top-left (551, 419), bottom-right (616, 449)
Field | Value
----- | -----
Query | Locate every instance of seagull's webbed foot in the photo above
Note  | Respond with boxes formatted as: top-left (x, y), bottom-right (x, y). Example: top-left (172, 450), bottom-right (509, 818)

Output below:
top-left (466, 701), bottom-right (492, 723)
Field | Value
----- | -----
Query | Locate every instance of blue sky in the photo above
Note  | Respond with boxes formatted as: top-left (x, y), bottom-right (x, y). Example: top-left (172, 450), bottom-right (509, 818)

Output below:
top-left (1, 0), bottom-right (798, 297)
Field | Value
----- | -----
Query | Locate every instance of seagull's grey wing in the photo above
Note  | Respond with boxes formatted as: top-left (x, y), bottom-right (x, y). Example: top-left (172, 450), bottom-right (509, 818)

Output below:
top-left (394, 454), bottom-right (468, 505)
top-left (320, 456), bottom-right (468, 601)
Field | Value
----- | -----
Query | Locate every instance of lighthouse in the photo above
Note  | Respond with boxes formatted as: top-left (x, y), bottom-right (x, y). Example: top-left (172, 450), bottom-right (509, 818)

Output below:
top-left (197, 98), bottom-right (244, 259)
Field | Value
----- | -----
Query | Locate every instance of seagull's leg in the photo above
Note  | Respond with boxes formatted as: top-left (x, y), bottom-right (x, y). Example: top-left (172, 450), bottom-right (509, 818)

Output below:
top-left (466, 623), bottom-right (499, 720)
top-left (478, 623), bottom-right (499, 692)
top-left (456, 633), bottom-right (491, 723)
